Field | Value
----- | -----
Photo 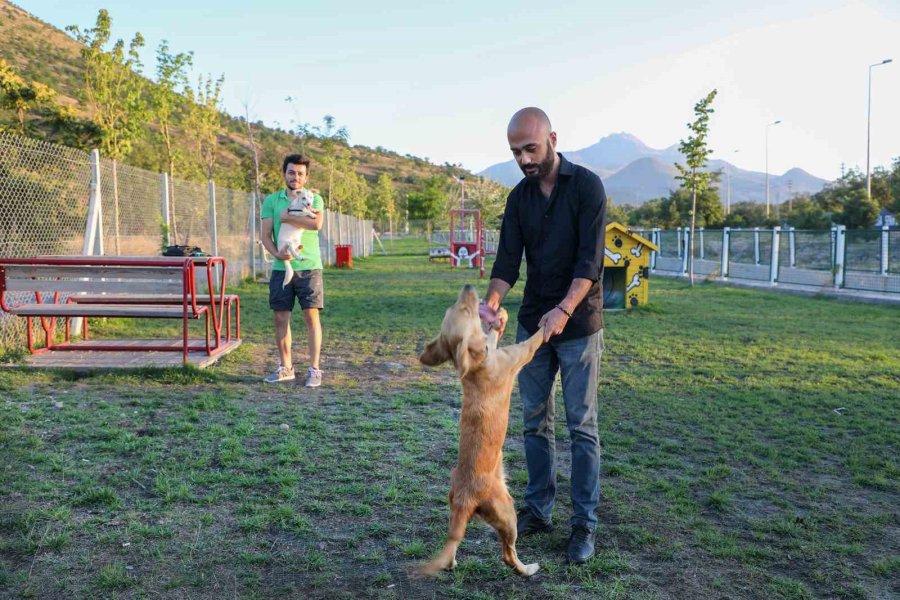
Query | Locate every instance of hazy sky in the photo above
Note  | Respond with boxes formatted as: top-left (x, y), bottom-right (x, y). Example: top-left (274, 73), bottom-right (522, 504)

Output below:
top-left (22, 0), bottom-right (900, 180)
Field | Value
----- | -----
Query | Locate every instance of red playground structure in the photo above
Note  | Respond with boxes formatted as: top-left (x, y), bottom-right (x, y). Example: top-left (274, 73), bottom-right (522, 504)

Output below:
top-left (449, 207), bottom-right (484, 275)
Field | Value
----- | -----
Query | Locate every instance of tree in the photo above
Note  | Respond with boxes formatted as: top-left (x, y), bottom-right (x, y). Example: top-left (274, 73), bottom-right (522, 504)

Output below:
top-left (407, 176), bottom-right (449, 232)
top-left (837, 191), bottom-right (879, 229)
top-left (313, 115), bottom-right (350, 209)
top-left (369, 173), bottom-right (397, 234)
top-left (0, 60), bottom-right (58, 134)
top-left (184, 73), bottom-right (224, 180)
top-left (151, 40), bottom-right (193, 243)
top-left (675, 89), bottom-right (718, 286)
top-left (66, 10), bottom-right (148, 160)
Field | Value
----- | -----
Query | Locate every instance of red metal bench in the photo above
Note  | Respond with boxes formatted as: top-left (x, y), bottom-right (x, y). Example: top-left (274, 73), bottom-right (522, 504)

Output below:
top-left (0, 256), bottom-right (240, 364)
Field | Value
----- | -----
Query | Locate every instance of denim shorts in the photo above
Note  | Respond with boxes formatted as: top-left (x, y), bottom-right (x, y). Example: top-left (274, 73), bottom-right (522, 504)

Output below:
top-left (269, 269), bottom-right (324, 311)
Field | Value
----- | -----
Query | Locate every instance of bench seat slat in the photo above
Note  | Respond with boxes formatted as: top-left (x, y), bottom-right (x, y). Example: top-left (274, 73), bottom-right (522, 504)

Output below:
top-left (4, 279), bottom-right (185, 294)
top-left (71, 294), bottom-right (232, 304)
top-left (10, 304), bottom-right (207, 318)
top-left (2, 265), bottom-right (185, 280)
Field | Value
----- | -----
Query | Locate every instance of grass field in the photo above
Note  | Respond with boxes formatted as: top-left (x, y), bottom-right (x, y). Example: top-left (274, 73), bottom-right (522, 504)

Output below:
top-left (1, 240), bottom-right (898, 599)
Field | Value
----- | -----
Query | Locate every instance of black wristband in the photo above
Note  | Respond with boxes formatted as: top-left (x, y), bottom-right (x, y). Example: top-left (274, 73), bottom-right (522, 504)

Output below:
top-left (555, 305), bottom-right (572, 318)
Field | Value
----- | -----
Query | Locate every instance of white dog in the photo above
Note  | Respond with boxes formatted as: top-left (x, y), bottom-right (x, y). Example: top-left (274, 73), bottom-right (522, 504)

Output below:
top-left (277, 189), bottom-right (316, 287)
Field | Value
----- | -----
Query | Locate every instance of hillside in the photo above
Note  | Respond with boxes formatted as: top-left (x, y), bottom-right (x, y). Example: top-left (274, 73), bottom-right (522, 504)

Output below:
top-left (0, 1), bottom-right (477, 197)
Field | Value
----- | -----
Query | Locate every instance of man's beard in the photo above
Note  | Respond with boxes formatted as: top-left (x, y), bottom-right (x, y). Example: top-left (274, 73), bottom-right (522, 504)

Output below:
top-left (521, 142), bottom-right (556, 180)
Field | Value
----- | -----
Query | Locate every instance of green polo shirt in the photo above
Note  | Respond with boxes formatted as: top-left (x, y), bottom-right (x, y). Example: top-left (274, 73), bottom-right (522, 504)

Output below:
top-left (261, 188), bottom-right (324, 271)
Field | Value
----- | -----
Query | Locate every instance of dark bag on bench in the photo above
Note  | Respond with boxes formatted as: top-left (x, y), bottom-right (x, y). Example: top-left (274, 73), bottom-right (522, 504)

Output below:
top-left (163, 245), bottom-right (202, 257)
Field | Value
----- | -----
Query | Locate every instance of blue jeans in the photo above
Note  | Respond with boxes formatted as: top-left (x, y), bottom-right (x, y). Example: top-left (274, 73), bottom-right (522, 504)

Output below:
top-left (516, 324), bottom-right (603, 530)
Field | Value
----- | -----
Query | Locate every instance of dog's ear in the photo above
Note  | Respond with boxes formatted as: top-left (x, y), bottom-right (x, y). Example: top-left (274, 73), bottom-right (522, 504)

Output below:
top-left (454, 333), bottom-right (487, 379)
top-left (419, 336), bottom-right (451, 366)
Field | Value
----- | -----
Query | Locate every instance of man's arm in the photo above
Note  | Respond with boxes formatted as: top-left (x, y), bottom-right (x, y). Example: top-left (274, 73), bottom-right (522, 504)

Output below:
top-left (537, 278), bottom-right (592, 341)
top-left (481, 192), bottom-right (521, 336)
top-left (260, 218), bottom-right (289, 260)
top-left (280, 208), bottom-right (323, 231)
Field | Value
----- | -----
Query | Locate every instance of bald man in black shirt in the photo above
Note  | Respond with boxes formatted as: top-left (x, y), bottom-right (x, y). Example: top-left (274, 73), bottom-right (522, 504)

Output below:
top-left (480, 107), bottom-right (606, 564)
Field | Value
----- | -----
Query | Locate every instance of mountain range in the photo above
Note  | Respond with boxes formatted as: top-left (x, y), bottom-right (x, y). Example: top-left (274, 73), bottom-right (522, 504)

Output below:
top-left (479, 133), bottom-right (830, 206)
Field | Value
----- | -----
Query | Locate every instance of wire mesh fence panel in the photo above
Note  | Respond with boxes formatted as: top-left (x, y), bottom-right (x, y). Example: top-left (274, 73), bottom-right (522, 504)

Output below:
top-left (728, 229), bottom-right (771, 281)
top-left (215, 186), bottom-right (252, 280)
top-left (778, 229), bottom-right (834, 270)
top-left (844, 229), bottom-right (883, 273)
top-left (99, 159), bottom-right (163, 256)
top-left (0, 133), bottom-right (94, 349)
top-left (699, 230), bottom-right (722, 260)
top-left (890, 231), bottom-right (900, 275)
top-left (170, 178), bottom-right (211, 250)
top-left (657, 230), bottom-right (679, 257)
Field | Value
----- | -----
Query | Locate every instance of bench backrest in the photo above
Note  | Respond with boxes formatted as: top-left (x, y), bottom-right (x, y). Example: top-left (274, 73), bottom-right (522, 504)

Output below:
top-left (0, 265), bottom-right (187, 295)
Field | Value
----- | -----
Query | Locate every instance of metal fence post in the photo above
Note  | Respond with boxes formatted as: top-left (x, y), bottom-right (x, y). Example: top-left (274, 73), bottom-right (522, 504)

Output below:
top-left (881, 225), bottom-right (889, 276)
top-left (753, 227), bottom-right (760, 265)
top-left (833, 225), bottom-right (846, 288)
top-left (676, 227), bottom-right (683, 258)
top-left (249, 192), bottom-right (257, 279)
top-left (161, 173), bottom-right (171, 247)
top-left (82, 149), bottom-right (104, 256)
top-left (721, 227), bottom-right (730, 279)
top-left (699, 227), bottom-right (705, 259)
top-left (681, 227), bottom-right (690, 275)
top-left (208, 180), bottom-right (218, 257)
top-left (770, 226), bottom-right (780, 284)
top-left (650, 227), bottom-right (659, 271)
top-left (789, 226), bottom-right (796, 267)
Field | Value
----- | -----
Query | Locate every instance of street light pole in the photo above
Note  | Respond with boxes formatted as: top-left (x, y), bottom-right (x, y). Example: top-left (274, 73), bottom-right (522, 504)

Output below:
top-left (867, 58), bottom-right (892, 200)
top-left (765, 120), bottom-right (781, 218)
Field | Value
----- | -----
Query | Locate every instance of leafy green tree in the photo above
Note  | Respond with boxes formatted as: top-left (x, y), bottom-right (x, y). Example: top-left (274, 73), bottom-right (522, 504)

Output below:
top-left (313, 115), bottom-right (350, 209)
top-left (151, 40), bottom-right (193, 242)
top-left (184, 73), bottom-right (224, 180)
top-left (0, 59), bottom-right (58, 134)
top-left (891, 157), bottom-right (900, 214)
top-left (836, 191), bottom-right (879, 229)
top-left (369, 173), bottom-right (397, 233)
top-left (783, 196), bottom-right (832, 229)
top-left (722, 202), bottom-right (774, 228)
top-left (66, 9), bottom-right (148, 160)
top-left (675, 89), bottom-right (718, 285)
top-left (407, 176), bottom-right (449, 231)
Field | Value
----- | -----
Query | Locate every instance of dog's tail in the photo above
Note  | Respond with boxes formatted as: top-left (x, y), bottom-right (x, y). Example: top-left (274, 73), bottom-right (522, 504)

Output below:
top-left (417, 502), bottom-right (473, 576)
top-left (282, 259), bottom-right (294, 288)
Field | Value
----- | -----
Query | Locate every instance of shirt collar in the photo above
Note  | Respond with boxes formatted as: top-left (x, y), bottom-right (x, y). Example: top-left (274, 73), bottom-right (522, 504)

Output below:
top-left (557, 153), bottom-right (575, 177)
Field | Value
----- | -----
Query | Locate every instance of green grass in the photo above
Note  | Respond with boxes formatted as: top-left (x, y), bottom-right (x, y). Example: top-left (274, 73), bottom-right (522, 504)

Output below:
top-left (0, 250), bottom-right (897, 599)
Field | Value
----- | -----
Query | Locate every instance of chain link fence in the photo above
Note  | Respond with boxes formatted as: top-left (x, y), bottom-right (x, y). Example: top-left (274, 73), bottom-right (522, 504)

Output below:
top-left (0, 133), bottom-right (374, 353)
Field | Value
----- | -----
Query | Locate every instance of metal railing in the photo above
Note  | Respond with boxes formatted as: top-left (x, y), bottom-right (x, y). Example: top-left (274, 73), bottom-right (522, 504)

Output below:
top-left (643, 226), bottom-right (899, 294)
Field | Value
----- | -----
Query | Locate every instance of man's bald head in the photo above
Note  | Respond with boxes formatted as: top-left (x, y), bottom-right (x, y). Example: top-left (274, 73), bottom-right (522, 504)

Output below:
top-left (507, 107), bottom-right (558, 181)
top-left (507, 107), bottom-right (552, 138)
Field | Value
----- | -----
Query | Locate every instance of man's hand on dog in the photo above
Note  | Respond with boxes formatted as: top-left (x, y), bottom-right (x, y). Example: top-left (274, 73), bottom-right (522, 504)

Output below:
top-left (537, 306), bottom-right (569, 342)
top-left (479, 302), bottom-right (507, 338)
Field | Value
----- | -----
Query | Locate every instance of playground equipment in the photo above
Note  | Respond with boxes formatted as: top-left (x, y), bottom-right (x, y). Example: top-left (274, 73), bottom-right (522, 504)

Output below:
top-left (430, 176), bottom-right (496, 278)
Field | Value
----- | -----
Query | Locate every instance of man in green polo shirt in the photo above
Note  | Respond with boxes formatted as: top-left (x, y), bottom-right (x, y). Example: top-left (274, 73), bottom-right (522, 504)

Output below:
top-left (260, 154), bottom-right (325, 387)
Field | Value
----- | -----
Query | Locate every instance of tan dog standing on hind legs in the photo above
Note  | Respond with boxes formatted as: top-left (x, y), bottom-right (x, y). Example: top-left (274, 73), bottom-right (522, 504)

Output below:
top-left (417, 284), bottom-right (544, 577)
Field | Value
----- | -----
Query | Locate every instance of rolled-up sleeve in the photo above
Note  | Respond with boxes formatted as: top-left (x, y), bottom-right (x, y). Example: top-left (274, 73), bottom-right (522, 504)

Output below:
top-left (490, 194), bottom-right (523, 287)
top-left (572, 174), bottom-right (607, 282)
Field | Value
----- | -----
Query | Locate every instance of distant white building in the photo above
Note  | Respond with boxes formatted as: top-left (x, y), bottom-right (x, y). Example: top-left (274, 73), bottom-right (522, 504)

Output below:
top-left (875, 208), bottom-right (896, 228)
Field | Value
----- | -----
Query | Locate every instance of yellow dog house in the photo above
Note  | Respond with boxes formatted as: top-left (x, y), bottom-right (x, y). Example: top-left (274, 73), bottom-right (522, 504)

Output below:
top-left (603, 222), bottom-right (658, 309)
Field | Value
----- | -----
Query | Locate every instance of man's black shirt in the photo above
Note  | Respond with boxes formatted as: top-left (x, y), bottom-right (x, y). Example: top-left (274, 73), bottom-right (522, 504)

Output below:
top-left (490, 153), bottom-right (607, 341)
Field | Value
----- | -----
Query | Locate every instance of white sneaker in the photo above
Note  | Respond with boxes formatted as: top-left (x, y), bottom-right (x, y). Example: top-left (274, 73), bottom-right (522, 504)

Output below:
top-left (264, 365), bottom-right (295, 384)
top-left (305, 367), bottom-right (323, 388)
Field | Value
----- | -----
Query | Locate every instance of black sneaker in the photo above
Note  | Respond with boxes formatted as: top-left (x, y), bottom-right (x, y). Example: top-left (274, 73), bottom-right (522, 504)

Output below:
top-left (566, 525), bottom-right (595, 564)
top-left (516, 507), bottom-right (552, 537)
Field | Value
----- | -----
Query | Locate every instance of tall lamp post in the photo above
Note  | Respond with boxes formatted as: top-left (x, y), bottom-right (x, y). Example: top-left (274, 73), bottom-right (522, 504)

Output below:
top-left (765, 120), bottom-right (781, 218)
top-left (867, 58), bottom-right (892, 200)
